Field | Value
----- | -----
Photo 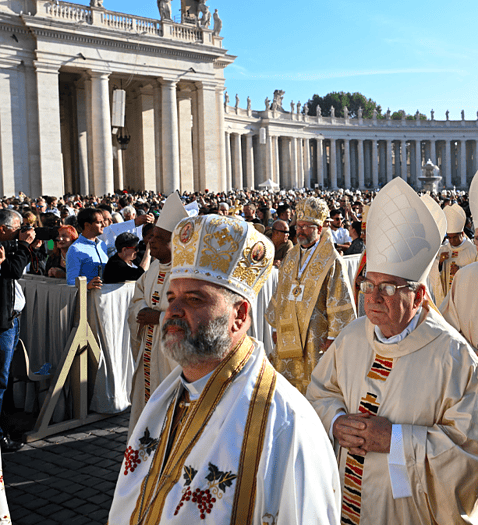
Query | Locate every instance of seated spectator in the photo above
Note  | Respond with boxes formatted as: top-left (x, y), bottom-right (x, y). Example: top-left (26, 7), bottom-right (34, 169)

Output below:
top-left (46, 225), bottom-right (79, 278)
top-left (66, 208), bottom-right (108, 289)
top-left (103, 233), bottom-right (150, 284)
top-left (342, 221), bottom-right (365, 255)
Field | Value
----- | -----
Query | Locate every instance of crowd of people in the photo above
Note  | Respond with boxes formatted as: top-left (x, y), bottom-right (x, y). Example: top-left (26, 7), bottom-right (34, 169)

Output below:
top-left (1, 180), bottom-right (478, 524)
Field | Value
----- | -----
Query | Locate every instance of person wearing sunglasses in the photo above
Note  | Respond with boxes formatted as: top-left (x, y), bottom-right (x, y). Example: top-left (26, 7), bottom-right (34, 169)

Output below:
top-left (308, 178), bottom-right (478, 525)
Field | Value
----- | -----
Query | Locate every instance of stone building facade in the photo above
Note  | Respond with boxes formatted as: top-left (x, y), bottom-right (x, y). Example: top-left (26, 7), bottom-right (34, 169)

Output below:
top-left (1, 0), bottom-right (477, 195)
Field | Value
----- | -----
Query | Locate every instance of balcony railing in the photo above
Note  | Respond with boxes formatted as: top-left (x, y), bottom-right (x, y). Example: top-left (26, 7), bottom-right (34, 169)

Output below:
top-left (39, 1), bottom-right (221, 46)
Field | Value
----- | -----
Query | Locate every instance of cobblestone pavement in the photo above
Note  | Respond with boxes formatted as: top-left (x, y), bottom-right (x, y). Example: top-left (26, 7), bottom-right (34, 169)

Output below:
top-left (2, 410), bottom-right (130, 525)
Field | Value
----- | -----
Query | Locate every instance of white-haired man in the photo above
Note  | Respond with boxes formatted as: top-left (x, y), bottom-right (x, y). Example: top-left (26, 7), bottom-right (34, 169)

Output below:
top-left (265, 197), bottom-right (356, 395)
top-left (109, 214), bottom-right (341, 524)
top-left (307, 178), bottom-right (478, 525)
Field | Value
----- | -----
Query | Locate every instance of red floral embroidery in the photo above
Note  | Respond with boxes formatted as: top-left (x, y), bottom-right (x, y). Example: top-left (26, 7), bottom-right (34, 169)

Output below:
top-left (174, 463), bottom-right (236, 519)
top-left (124, 446), bottom-right (141, 475)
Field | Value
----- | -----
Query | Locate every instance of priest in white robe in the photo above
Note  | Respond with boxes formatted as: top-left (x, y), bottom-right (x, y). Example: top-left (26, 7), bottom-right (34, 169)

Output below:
top-left (429, 203), bottom-right (477, 307)
top-left (127, 194), bottom-right (188, 436)
top-left (109, 214), bottom-right (341, 525)
top-left (307, 178), bottom-right (478, 525)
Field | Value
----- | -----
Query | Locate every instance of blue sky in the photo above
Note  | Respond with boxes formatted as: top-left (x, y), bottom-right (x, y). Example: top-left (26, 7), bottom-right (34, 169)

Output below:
top-left (83, 0), bottom-right (478, 119)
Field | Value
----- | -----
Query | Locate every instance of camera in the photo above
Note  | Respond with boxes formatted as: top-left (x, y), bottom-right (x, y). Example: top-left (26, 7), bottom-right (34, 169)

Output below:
top-left (0, 239), bottom-right (19, 255)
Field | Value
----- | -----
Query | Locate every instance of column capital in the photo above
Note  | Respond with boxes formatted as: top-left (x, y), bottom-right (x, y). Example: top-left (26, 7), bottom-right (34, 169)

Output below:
top-left (33, 60), bottom-right (61, 75)
top-left (88, 70), bottom-right (111, 80)
top-left (0, 57), bottom-right (22, 70)
top-left (158, 78), bottom-right (178, 88)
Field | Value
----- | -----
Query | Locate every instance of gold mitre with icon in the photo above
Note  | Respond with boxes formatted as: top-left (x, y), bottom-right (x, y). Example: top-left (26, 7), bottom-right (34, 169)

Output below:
top-left (171, 214), bottom-right (274, 304)
top-left (295, 197), bottom-right (329, 226)
top-left (468, 171), bottom-right (478, 230)
top-left (366, 178), bottom-right (442, 283)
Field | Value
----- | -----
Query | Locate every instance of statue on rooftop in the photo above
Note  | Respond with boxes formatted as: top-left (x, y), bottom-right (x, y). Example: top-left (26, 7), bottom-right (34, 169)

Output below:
top-left (90, 0), bottom-right (103, 7)
top-left (330, 105), bottom-right (335, 118)
top-left (247, 97), bottom-right (251, 111)
top-left (461, 109), bottom-right (465, 120)
top-left (446, 110), bottom-right (449, 120)
top-left (290, 101), bottom-right (295, 113)
top-left (415, 110), bottom-right (420, 120)
top-left (372, 108), bottom-right (377, 119)
top-left (213, 9), bottom-right (222, 35)
top-left (431, 109), bottom-right (435, 120)
top-left (317, 105), bottom-right (322, 117)
top-left (386, 108), bottom-right (391, 120)
top-left (158, 0), bottom-right (172, 20)
top-left (201, 5), bottom-right (211, 27)
top-left (224, 91), bottom-right (229, 106)
top-left (265, 97), bottom-right (271, 110)
top-left (344, 106), bottom-right (348, 119)
top-left (235, 94), bottom-right (240, 109)
top-left (303, 103), bottom-right (309, 116)
top-left (272, 90), bottom-right (285, 110)
top-left (297, 101), bottom-right (301, 114)
top-left (358, 107), bottom-right (363, 119)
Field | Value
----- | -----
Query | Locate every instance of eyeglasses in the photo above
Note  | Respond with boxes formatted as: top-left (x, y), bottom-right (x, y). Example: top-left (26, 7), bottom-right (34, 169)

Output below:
top-left (333, 216), bottom-right (343, 221)
top-left (272, 228), bottom-right (289, 234)
top-left (359, 280), bottom-right (412, 297)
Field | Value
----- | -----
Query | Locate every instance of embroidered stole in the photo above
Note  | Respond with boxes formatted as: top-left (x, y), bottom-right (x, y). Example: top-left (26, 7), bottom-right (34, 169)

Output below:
top-left (131, 337), bottom-right (276, 524)
top-left (275, 234), bottom-right (336, 359)
top-left (143, 271), bottom-right (166, 404)
top-left (341, 354), bottom-right (394, 525)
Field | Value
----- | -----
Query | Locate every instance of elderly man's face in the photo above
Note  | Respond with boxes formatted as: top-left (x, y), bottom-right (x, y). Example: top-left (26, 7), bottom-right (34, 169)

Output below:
top-left (363, 271), bottom-right (422, 338)
top-left (162, 279), bottom-right (236, 367)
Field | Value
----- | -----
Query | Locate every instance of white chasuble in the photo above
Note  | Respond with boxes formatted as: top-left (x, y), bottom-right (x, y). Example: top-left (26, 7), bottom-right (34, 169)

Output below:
top-left (307, 307), bottom-right (478, 525)
top-left (109, 338), bottom-right (341, 525)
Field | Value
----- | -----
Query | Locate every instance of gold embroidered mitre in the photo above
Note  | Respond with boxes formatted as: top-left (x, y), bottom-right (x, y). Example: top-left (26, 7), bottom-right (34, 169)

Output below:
top-left (171, 214), bottom-right (274, 303)
top-left (295, 197), bottom-right (329, 226)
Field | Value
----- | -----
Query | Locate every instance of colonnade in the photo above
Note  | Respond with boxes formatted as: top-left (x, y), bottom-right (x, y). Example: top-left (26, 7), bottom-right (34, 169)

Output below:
top-left (223, 128), bottom-right (478, 190)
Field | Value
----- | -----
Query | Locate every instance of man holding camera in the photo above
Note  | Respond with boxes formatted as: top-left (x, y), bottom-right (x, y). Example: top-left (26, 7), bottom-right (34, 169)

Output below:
top-left (0, 209), bottom-right (35, 451)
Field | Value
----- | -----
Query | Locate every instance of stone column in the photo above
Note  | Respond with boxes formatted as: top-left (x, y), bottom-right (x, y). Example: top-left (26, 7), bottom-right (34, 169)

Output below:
top-left (161, 79), bottom-right (180, 193)
top-left (304, 138), bottom-right (311, 188)
top-left (343, 139), bottom-right (351, 189)
top-left (290, 138), bottom-right (298, 187)
top-left (216, 86), bottom-right (227, 191)
top-left (444, 140), bottom-right (452, 188)
top-left (89, 71), bottom-right (115, 195)
top-left (329, 139), bottom-right (337, 189)
top-left (282, 138), bottom-right (292, 188)
top-left (273, 136), bottom-right (280, 185)
top-left (297, 139), bottom-right (304, 188)
top-left (386, 140), bottom-right (393, 182)
top-left (460, 140), bottom-right (467, 188)
top-left (0, 62), bottom-right (23, 196)
top-left (357, 139), bottom-right (364, 189)
top-left (410, 141), bottom-right (416, 187)
top-left (371, 140), bottom-right (379, 188)
top-left (196, 81), bottom-right (221, 191)
top-left (415, 140), bottom-right (422, 186)
top-left (245, 134), bottom-right (254, 189)
top-left (153, 81), bottom-right (163, 192)
top-left (430, 140), bottom-right (436, 165)
top-left (225, 132), bottom-right (232, 191)
top-left (231, 133), bottom-right (243, 188)
top-left (74, 77), bottom-right (89, 195)
top-left (177, 90), bottom-right (194, 193)
top-left (401, 139), bottom-right (407, 181)
top-left (316, 138), bottom-right (324, 187)
top-left (35, 61), bottom-right (65, 195)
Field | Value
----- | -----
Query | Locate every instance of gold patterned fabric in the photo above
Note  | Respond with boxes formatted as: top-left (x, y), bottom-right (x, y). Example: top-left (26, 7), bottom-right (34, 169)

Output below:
top-left (265, 230), bottom-right (356, 394)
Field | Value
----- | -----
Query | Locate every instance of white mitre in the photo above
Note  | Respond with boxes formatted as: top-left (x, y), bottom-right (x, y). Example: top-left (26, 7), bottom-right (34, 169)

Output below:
top-left (443, 203), bottom-right (466, 234)
top-left (469, 171), bottom-right (478, 230)
top-left (420, 195), bottom-right (447, 240)
top-left (366, 178), bottom-right (442, 283)
top-left (155, 192), bottom-right (189, 232)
